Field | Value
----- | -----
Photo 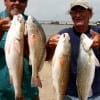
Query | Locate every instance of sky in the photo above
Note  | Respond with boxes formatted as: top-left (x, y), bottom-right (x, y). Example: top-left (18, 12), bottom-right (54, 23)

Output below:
top-left (0, 0), bottom-right (100, 22)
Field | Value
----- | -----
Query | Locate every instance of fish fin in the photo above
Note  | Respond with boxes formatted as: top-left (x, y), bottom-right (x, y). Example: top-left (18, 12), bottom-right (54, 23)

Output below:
top-left (88, 88), bottom-right (93, 97)
top-left (83, 39), bottom-right (93, 51)
top-left (31, 76), bottom-right (42, 88)
top-left (38, 51), bottom-right (46, 71)
top-left (9, 76), bottom-right (13, 84)
top-left (59, 57), bottom-right (65, 66)
top-left (81, 33), bottom-right (93, 51)
top-left (57, 94), bottom-right (64, 100)
top-left (24, 23), bottom-right (28, 35)
top-left (14, 40), bottom-right (21, 54)
top-left (5, 45), bottom-right (11, 54)
top-left (29, 34), bottom-right (35, 44)
top-left (94, 55), bottom-right (100, 67)
top-left (29, 55), bottom-right (32, 65)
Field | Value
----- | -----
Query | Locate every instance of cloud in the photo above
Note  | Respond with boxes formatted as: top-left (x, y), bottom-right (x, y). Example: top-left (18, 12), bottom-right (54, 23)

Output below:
top-left (25, 0), bottom-right (100, 21)
top-left (25, 0), bottom-right (68, 21)
top-left (0, 0), bottom-right (100, 21)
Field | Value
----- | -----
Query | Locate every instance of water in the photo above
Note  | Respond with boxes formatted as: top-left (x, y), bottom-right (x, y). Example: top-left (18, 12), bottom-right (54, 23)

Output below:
top-left (41, 24), bottom-right (72, 39)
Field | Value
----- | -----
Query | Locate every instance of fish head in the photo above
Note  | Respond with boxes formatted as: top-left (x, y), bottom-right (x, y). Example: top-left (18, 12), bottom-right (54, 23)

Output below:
top-left (12, 14), bottom-right (25, 28)
top-left (11, 14), bottom-right (25, 39)
top-left (80, 33), bottom-right (93, 52)
top-left (60, 33), bottom-right (70, 44)
top-left (26, 15), bottom-right (37, 32)
top-left (25, 15), bottom-right (46, 42)
top-left (59, 33), bottom-right (71, 54)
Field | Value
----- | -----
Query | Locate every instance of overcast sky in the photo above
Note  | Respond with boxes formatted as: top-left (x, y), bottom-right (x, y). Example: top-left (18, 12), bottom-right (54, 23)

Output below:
top-left (0, 0), bottom-right (100, 21)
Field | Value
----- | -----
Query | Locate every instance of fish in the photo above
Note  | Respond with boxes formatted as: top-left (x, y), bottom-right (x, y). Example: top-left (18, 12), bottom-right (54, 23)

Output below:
top-left (52, 33), bottom-right (71, 100)
top-left (5, 14), bottom-right (25, 99)
top-left (25, 15), bottom-right (46, 88)
top-left (76, 33), bottom-right (100, 100)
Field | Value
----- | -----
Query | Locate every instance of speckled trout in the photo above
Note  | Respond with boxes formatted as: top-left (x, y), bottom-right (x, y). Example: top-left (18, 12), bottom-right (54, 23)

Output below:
top-left (77, 33), bottom-right (100, 100)
top-left (25, 15), bottom-right (46, 88)
top-left (52, 33), bottom-right (71, 100)
top-left (5, 14), bottom-right (25, 99)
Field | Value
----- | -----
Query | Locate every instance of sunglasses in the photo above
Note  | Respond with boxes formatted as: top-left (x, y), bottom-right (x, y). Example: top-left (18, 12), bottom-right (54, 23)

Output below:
top-left (10, 0), bottom-right (27, 3)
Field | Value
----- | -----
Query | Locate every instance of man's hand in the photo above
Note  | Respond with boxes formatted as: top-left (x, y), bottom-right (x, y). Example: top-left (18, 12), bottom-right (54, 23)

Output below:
top-left (90, 29), bottom-right (100, 48)
top-left (46, 33), bottom-right (60, 61)
top-left (0, 17), bottom-right (11, 31)
top-left (0, 17), bottom-right (11, 39)
top-left (47, 33), bottom-right (60, 48)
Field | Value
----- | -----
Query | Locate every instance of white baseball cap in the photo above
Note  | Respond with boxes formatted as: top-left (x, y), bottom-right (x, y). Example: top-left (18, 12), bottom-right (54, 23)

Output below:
top-left (70, 0), bottom-right (90, 10)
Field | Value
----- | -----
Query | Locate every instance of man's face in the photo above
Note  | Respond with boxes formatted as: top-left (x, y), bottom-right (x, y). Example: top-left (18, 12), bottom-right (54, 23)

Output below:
top-left (4, 0), bottom-right (27, 18)
top-left (69, 6), bottom-right (92, 27)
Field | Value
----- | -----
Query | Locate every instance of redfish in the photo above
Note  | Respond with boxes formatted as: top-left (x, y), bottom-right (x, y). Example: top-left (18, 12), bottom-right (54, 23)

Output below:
top-left (25, 15), bottom-right (46, 88)
top-left (52, 33), bottom-right (71, 100)
top-left (5, 14), bottom-right (25, 99)
top-left (77, 33), bottom-right (100, 100)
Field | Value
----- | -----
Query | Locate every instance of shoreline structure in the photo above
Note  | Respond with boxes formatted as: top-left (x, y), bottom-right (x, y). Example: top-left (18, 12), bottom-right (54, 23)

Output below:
top-left (39, 20), bottom-right (98, 25)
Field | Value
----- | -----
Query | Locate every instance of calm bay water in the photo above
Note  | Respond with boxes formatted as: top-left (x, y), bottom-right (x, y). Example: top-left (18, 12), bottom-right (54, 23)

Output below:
top-left (41, 24), bottom-right (72, 39)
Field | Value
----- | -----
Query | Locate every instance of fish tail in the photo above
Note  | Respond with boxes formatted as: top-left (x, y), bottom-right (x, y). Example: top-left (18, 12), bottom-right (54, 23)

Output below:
top-left (31, 76), bottom-right (42, 88)
top-left (57, 94), bottom-right (64, 100)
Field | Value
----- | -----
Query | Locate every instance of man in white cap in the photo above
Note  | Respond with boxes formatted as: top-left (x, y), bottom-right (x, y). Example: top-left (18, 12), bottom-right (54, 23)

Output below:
top-left (46, 0), bottom-right (100, 100)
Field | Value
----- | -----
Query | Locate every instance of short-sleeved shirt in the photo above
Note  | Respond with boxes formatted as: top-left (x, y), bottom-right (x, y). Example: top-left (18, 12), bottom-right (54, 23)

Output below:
top-left (58, 25), bottom-right (100, 97)
top-left (0, 10), bottom-right (39, 99)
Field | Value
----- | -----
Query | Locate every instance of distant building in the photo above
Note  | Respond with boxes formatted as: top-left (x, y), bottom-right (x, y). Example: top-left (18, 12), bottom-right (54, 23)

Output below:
top-left (95, 21), bottom-right (100, 25)
top-left (50, 21), bottom-right (59, 24)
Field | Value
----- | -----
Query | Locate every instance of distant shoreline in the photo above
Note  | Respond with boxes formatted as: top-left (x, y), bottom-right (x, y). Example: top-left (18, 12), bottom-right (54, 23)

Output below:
top-left (40, 21), bottom-right (99, 26)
